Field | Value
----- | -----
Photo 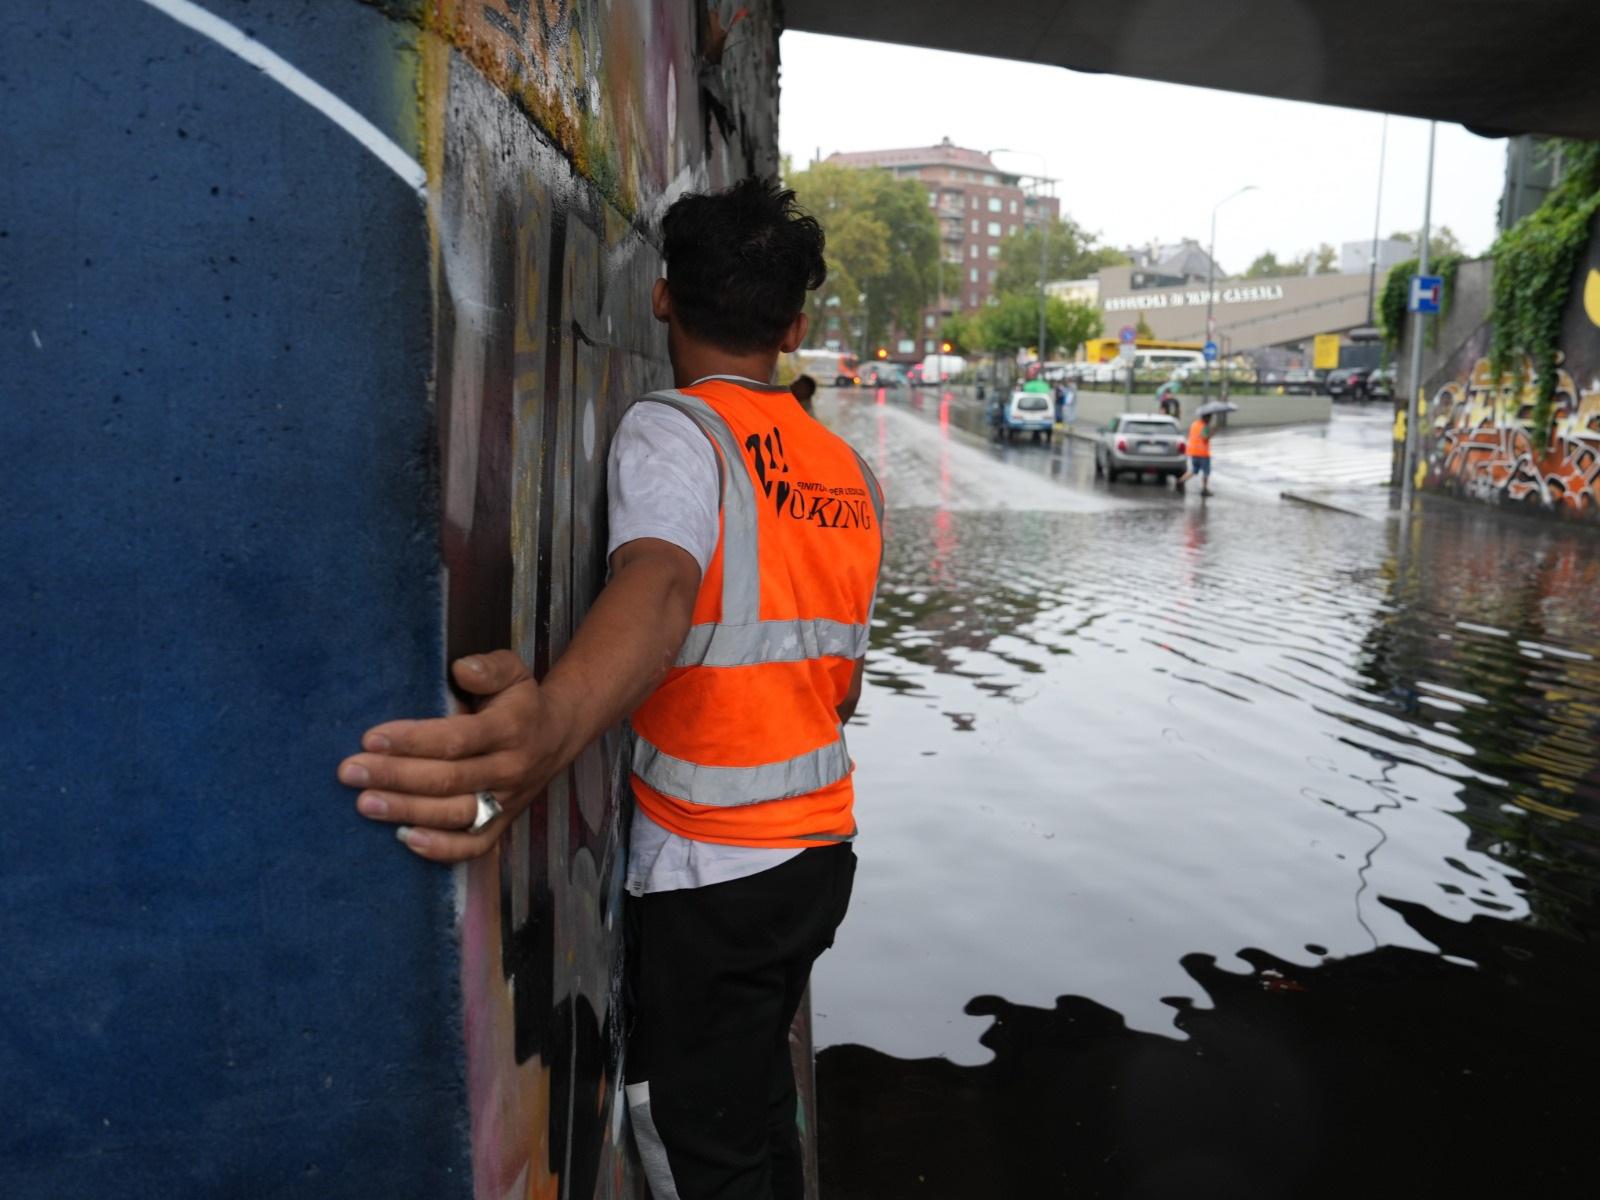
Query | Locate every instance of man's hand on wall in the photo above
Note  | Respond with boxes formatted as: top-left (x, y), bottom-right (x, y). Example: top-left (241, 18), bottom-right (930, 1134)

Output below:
top-left (338, 651), bottom-right (570, 863)
top-left (337, 538), bottom-right (700, 864)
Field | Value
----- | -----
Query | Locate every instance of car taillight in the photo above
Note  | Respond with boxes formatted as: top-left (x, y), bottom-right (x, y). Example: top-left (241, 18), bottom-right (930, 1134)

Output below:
top-left (1117, 438), bottom-right (1128, 452)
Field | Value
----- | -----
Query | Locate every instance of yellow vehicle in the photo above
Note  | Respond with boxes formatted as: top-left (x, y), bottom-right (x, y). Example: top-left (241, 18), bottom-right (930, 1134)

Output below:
top-left (1082, 337), bottom-right (1205, 364)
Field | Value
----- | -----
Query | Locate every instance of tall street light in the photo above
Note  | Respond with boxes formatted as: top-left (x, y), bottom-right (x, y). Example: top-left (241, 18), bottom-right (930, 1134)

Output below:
top-left (1204, 184), bottom-right (1259, 401)
top-left (989, 148), bottom-right (1054, 375)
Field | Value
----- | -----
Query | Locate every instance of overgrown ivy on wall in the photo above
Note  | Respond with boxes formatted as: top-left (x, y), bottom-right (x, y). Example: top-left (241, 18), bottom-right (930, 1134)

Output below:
top-left (1488, 139), bottom-right (1600, 442)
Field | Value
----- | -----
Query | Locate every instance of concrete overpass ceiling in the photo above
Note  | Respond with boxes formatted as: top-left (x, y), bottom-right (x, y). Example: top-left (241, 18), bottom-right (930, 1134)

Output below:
top-left (782, 0), bottom-right (1600, 140)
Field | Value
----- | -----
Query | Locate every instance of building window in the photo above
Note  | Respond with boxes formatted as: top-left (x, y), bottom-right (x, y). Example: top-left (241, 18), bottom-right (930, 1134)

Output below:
top-left (969, 267), bottom-right (978, 282)
top-left (924, 339), bottom-right (936, 353)
top-left (969, 245), bottom-right (978, 259)
top-left (924, 313), bottom-right (936, 329)
top-left (988, 270), bottom-right (997, 283)
top-left (927, 192), bottom-right (937, 207)
top-left (897, 338), bottom-right (916, 354)
top-left (969, 195), bottom-right (978, 209)
top-left (970, 217), bottom-right (978, 234)
top-left (987, 197), bottom-right (1002, 212)
top-left (1010, 199), bottom-right (1018, 214)
top-left (986, 245), bottom-right (999, 259)
top-left (987, 221), bottom-right (1002, 236)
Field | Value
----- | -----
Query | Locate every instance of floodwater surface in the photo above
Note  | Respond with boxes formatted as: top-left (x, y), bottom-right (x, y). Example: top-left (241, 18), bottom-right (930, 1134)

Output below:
top-left (811, 388), bottom-right (1600, 1198)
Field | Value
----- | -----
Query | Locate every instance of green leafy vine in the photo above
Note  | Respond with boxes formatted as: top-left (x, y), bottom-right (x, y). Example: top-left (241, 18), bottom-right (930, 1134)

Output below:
top-left (1488, 139), bottom-right (1600, 444)
top-left (1378, 252), bottom-right (1462, 351)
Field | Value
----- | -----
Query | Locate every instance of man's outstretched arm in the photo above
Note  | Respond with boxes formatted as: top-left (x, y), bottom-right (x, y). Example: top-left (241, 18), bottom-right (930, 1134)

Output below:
top-left (337, 537), bottom-right (700, 863)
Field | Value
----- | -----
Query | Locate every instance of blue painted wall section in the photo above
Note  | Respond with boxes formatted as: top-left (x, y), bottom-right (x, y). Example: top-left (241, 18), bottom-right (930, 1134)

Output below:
top-left (1, 2), bottom-right (458, 1196)
top-left (2, 1), bottom-right (784, 1197)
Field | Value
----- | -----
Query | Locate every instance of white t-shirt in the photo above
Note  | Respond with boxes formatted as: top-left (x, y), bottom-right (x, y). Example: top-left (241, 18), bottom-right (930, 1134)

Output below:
top-left (607, 388), bottom-right (805, 895)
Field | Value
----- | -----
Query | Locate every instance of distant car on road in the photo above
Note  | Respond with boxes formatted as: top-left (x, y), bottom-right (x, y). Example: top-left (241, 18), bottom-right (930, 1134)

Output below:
top-left (1283, 368), bottom-right (1326, 394)
top-left (1094, 413), bottom-right (1187, 483)
top-left (859, 363), bottom-right (907, 389)
top-left (1366, 366), bottom-right (1396, 401)
top-left (1325, 367), bottom-right (1371, 400)
top-left (990, 389), bottom-right (1056, 444)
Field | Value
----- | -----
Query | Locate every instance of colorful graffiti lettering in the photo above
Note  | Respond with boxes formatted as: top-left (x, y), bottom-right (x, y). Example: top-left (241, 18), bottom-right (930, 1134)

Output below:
top-left (421, 4), bottom-right (782, 1196)
top-left (1422, 354), bottom-right (1600, 517)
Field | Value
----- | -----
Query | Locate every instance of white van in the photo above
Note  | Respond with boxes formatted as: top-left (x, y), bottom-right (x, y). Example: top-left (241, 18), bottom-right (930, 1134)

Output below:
top-left (1135, 349), bottom-right (1205, 372)
top-left (920, 353), bottom-right (967, 384)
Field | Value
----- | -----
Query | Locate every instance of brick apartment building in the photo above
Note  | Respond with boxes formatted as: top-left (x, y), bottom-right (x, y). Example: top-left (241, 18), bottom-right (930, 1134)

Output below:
top-left (822, 137), bottom-right (1061, 362)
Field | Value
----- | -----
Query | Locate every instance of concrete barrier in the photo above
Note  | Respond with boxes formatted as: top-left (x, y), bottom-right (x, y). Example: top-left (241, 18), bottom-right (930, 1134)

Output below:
top-left (1070, 389), bottom-right (1332, 430)
top-left (2, 2), bottom-right (782, 1196)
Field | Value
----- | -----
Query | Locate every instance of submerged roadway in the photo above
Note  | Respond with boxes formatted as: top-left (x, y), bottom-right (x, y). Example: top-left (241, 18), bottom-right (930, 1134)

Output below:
top-left (811, 384), bottom-right (1600, 1198)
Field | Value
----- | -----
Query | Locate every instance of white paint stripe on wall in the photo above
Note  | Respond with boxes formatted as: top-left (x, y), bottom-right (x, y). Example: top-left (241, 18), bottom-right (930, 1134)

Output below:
top-left (136, 0), bottom-right (427, 195)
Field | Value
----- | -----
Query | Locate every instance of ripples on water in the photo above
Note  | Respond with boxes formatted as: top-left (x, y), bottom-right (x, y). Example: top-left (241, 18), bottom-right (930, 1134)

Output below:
top-left (815, 397), bottom-right (1600, 1196)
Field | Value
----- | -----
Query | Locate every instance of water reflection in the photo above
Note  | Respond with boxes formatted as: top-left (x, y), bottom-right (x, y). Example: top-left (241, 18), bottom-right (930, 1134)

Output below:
top-left (812, 386), bottom-right (1600, 1190)
top-left (820, 897), bottom-right (1600, 1199)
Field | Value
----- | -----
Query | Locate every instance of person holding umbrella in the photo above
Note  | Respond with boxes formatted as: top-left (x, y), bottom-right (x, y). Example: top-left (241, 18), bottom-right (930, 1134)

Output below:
top-left (1178, 401), bottom-right (1235, 496)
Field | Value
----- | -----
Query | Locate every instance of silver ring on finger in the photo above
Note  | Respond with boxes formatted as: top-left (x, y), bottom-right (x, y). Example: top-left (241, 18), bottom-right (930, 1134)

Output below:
top-left (469, 790), bottom-right (503, 833)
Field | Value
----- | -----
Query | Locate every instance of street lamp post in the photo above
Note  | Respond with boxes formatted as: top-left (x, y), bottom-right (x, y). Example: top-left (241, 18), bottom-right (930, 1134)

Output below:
top-left (988, 147), bottom-right (1054, 377)
top-left (1364, 115), bottom-right (1390, 328)
top-left (1400, 121), bottom-right (1438, 512)
top-left (1203, 184), bottom-right (1258, 401)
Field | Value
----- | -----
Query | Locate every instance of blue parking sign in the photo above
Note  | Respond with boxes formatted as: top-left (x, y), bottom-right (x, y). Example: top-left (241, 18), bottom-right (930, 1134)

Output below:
top-left (1409, 274), bottom-right (1443, 314)
top-left (1203, 340), bottom-right (1218, 361)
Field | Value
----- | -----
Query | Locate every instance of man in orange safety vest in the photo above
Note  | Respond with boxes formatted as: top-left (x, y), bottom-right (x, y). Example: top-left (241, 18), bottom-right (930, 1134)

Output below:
top-left (338, 178), bottom-right (880, 1200)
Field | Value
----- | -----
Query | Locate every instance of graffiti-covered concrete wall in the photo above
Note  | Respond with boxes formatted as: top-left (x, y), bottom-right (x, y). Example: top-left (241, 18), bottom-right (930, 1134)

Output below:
top-left (2, 2), bottom-right (779, 1197)
top-left (1404, 215), bottom-right (1600, 521)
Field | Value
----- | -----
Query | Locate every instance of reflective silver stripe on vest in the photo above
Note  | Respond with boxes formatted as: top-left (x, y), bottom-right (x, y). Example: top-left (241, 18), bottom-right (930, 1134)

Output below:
top-left (639, 390), bottom-right (762, 625)
top-left (676, 617), bottom-right (870, 668)
top-left (632, 733), bottom-right (852, 806)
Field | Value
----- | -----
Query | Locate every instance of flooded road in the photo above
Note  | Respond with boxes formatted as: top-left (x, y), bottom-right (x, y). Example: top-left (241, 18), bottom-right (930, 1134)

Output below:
top-left (811, 387), bottom-right (1600, 1197)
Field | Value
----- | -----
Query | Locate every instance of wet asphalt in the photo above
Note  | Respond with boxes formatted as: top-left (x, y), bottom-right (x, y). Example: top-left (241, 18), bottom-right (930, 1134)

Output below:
top-left (811, 385), bottom-right (1600, 1198)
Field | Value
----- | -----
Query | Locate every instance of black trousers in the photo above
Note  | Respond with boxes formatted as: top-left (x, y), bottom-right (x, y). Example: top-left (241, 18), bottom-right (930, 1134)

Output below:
top-left (625, 843), bottom-right (856, 1200)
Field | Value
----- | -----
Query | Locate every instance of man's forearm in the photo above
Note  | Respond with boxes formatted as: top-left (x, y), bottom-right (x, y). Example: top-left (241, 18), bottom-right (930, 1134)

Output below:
top-left (539, 540), bottom-right (700, 767)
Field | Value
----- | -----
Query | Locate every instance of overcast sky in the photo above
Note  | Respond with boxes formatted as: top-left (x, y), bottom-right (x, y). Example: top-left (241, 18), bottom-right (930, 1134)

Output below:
top-left (778, 32), bottom-right (1508, 278)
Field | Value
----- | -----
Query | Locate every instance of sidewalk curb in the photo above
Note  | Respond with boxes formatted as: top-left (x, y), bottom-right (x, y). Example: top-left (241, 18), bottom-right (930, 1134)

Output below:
top-left (1279, 490), bottom-right (1380, 519)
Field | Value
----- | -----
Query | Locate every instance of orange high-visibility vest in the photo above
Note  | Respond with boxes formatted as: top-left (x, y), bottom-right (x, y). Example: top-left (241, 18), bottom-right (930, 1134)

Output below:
top-left (1187, 418), bottom-right (1210, 458)
top-left (627, 376), bottom-right (884, 849)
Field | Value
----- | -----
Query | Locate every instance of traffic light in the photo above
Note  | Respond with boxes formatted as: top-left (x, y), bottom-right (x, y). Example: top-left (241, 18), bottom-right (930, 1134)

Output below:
top-left (941, 341), bottom-right (952, 353)
top-left (876, 347), bottom-right (888, 359)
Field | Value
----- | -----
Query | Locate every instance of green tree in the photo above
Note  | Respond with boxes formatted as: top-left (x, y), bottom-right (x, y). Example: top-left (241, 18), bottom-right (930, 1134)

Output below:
top-left (1390, 225), bottom-right (1466, 263)
top-left (939, 312), bottom-right (983, 355)
top-left (1245, 246), bottom-right (1336, 278)
top-left (1244, 250), bottom-right (1288, 278)
top-left (788, 163), bottom-right (940, 354)
top-left (993, 219), bottom-right (1127, 297)
top-left (977, 293), bottom-right (1102, 358)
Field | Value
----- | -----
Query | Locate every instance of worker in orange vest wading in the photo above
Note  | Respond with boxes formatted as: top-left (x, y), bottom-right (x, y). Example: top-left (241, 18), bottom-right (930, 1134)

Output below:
top-left (1179, 412), bottom-right (1215, 496)
top-left (338, 178), bottom-right (881, 1200)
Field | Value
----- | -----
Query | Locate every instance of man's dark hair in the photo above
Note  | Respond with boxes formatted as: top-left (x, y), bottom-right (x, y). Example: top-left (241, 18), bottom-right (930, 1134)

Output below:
top-left (662, 177), bottom-right (827, 354)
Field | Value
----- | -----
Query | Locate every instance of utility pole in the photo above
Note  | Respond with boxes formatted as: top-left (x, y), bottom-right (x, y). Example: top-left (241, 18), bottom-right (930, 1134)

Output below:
top-left (1038, 199), bottom-right (1048, 370)
top-left (987, 147), bottom-right (1052, 379)
top-left (1400, 121), bottom-right (1438, 512)
top-left (1364, 115), bottom-right (1390, 328)
top-left (1204, 185), bottom-right (1258, 401)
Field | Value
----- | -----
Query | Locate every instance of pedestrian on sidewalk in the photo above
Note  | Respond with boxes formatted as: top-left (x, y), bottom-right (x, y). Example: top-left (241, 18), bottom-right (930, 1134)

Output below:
top-left (1156, 378), bottom-right (1181, 419)
top-left (336, 177), bottom-right (881, 1200)
top-left (1179, 412), bottom-right (1214, 496)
